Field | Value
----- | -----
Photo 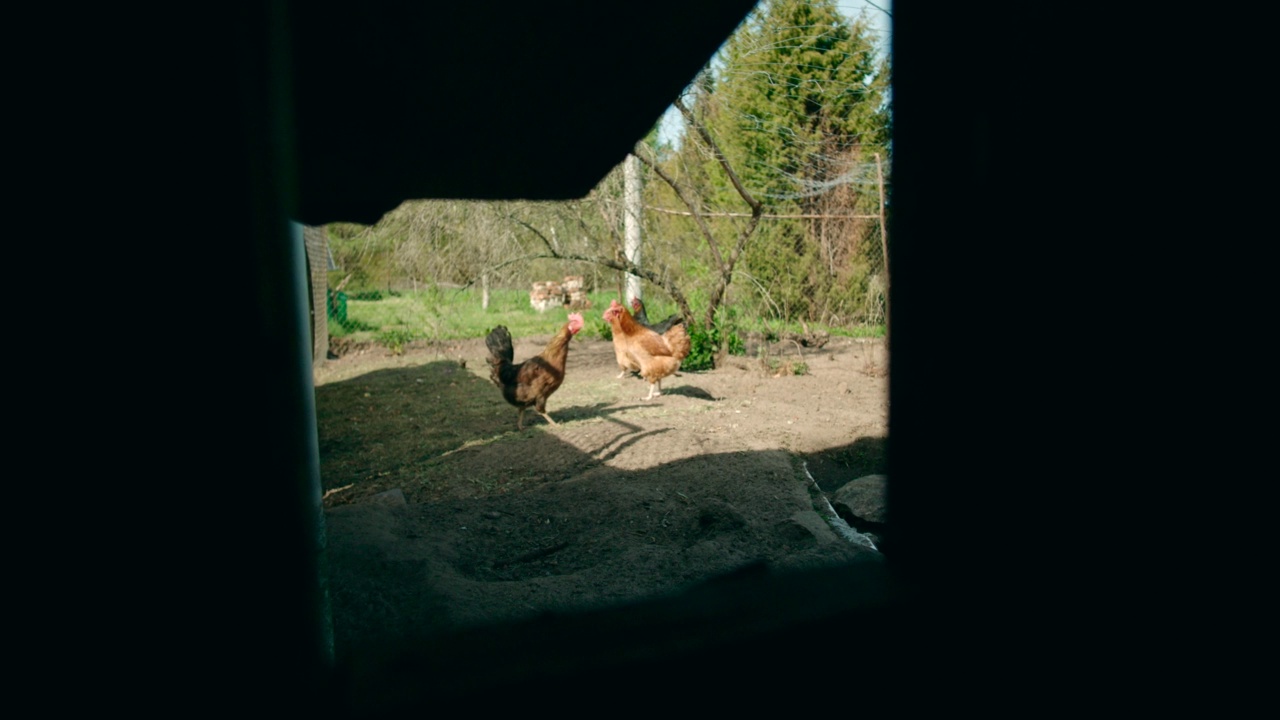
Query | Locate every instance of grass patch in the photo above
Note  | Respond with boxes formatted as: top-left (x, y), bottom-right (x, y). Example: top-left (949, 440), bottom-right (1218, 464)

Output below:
top-left (327, 286), bottom-right (885, 347)
top-left (329, 287), bottom-right (621, 344)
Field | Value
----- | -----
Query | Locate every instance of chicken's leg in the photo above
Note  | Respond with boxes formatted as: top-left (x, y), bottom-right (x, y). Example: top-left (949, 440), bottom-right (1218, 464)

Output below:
top-left (533, 399), bottom-right (557, 427)
top-left (643, 380), bottom-right (662, 401)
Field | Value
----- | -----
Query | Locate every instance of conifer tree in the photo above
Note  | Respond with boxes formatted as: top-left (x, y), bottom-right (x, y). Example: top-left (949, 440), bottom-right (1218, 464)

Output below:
top-left (669, 0), bottom-right (891, 323)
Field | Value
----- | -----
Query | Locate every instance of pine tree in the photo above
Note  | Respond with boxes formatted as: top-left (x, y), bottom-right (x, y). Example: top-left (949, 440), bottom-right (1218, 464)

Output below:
top-left (673, 0), bottom-right (891, 324)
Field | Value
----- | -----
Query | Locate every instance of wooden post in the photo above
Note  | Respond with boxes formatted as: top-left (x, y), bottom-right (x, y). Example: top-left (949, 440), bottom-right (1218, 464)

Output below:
top-left (624, 153), bottom-right (643, 303)
top-left (875, 152), bottom-right (890, 334)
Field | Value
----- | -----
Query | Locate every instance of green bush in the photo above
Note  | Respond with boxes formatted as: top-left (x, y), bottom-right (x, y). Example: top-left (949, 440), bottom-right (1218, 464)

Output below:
top-left (683, 325), bottom-right (716, 372)
top-left (726, 330), bottom-right (745, 356)
top-left (375, 327), bottom-right (418, 355)
top-left (682, 319), bottom-right (744, 372)
top-left (717, 306), bottom-right (745, 356)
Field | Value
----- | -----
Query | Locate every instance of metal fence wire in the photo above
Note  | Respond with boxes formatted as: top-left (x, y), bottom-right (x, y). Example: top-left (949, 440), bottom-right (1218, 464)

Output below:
top-left (302, 193), bottom-right (887, 361)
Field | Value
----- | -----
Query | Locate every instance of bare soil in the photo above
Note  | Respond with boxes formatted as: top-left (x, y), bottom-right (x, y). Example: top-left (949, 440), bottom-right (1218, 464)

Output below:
top-left (314, 331), bottom-right (888, 658)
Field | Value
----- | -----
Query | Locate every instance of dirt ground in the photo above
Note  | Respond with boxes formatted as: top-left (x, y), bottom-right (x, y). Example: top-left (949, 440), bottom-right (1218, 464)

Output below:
top-left (314, 328), bottom-right (889, 658)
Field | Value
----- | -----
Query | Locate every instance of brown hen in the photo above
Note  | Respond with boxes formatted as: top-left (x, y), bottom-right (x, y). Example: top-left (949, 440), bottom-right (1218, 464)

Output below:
top-left (603, 299), bottom-right (691, 400)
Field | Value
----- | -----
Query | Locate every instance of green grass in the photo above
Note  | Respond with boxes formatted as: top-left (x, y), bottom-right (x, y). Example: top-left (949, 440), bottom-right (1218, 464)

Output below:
top-left (328, 286), bottom-right (886, 346)
top-left (329, 288), bottom-right (620, 343)
top-left (727, 317), bottom-right (886, 340)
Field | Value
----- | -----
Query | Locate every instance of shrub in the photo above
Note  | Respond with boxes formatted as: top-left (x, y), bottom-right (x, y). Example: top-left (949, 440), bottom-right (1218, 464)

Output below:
top-left (683, 325), bottom-right (717, 372)
top-left (727, 331), bottom-right (745, 356)
top-left (375, 327), bottom-right (417, 355)
top-left (682, 319), bottom-right (744, 372)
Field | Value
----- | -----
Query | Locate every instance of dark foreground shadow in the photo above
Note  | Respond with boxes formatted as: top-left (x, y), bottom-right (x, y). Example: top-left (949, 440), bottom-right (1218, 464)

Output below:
top-left (804, 435), bottom-right (888, 494)
top-left (328, 557), bottom-right (896, 715)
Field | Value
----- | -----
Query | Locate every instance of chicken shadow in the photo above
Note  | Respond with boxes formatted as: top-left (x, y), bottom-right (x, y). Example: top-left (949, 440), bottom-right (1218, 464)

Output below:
top-left (593, 426), bottom-right (672, 462)
top-left (655, 385), bottom-right (718, 401)
top-left (498, 401), bottom-right (655, 432)
top-left (538, 401), bottom-right (623, 426)
top-left (316, 361), bottom-right (687, 499)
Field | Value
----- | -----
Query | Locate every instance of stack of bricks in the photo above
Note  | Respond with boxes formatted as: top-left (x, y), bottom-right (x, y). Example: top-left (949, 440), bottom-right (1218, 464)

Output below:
top-left (529, 281), bottom-right (564, 312)
top-left (530, 276), bottom-right (591, 312)
top-left (562, 276), bottom-right (589, 309)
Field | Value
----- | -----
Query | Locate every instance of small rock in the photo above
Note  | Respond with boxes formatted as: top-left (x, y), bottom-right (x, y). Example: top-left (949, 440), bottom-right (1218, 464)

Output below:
top-left (832, 474), bottom-right (887, 526)
top-left (368, 488), bottom-right (407, 507)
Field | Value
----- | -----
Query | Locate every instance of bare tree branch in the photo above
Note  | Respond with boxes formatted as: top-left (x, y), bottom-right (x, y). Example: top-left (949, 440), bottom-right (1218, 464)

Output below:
top-left (864, 1), bottom-right (891, 18)
top-left (671, 95), bottom-right (766, 327)
top-left (499, 214), bottom-right (694, 323)
top-left (457, 253), bottom-right (547, 290)
top-left (590, 194), bottom-right (626, 248)
top-left (674, 96), bottom-right (761, 214)
top-left (506, 215), bottom-right (558, 255)
top-left (631, 147), bottom-right (729, 279)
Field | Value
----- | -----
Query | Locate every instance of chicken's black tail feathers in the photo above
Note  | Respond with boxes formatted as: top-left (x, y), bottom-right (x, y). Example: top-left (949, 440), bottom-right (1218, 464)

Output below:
top-left (485, 325), bottom-right (514, 388)
top-left (485, 325), bottom-right (514, 365)
top-left (655, 314), bottom-right (683, 334)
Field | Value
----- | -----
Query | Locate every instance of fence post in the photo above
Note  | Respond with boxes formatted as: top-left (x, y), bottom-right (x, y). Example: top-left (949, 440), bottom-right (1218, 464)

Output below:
top-left (876, 152), bottom-right (890, 335)
top-left (624, 153), bottom-right (643, 303)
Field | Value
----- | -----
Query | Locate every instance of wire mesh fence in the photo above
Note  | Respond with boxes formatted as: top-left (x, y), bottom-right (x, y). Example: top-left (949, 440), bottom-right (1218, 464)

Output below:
top-left (302, 192), bottom-right (887, 368)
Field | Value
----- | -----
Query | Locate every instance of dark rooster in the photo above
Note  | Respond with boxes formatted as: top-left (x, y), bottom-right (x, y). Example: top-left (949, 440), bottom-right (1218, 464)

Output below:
top-left (486, 313), bottom-right (584, 430)
top-left (630, 297), bottom-right (683, 335)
